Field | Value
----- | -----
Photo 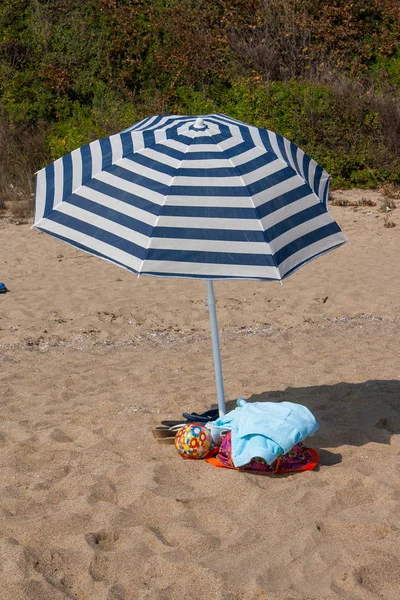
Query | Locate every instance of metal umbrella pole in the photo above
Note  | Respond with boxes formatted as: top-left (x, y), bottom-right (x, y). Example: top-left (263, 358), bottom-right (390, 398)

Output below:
top-left (206, 280), bottom-right (226, 416)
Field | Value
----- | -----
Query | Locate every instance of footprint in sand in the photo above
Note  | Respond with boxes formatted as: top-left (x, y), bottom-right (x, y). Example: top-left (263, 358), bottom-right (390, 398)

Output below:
top-left (24, 547), bottom-right (78, 600)
top-left (88, 476), bottom-right (118, 504)
top-left (107, 584), bottom-right (127, 600)
top-left (50, 428), bottom-right (73, 443)
top-left (152, 463), bottom-right (196, 498)
top-left (85, 529), bottom-right (120, 552)
top-left (88, 553), bottom-right (109, 582)
top-left (354, 556), bottom-right (400, 600)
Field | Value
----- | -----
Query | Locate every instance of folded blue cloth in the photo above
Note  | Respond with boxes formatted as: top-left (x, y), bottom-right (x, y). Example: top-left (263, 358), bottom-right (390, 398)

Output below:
top-left (210, 398), bottom-right (319, 467)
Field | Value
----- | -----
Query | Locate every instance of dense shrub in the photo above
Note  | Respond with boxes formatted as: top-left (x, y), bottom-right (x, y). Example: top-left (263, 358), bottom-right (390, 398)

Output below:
top-left (0, 0), bottom-right (399, 208)
top-left (170, 78), bottom-right (400, 188)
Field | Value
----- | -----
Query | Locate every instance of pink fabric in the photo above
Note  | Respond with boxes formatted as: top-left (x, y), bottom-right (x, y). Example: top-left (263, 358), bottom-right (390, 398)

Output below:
top-left (216, 431), bottom-right (317, 472)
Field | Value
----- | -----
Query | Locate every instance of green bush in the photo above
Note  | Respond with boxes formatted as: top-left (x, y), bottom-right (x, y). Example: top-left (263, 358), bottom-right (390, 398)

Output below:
top-left (1, 0), bottom-right (399, 191)
top-left (169, 79), bottom-right (400, 188)
top-left (371, 56), bottom-right (400, 86)
top-left (46, 87), bottom-right (142, 161)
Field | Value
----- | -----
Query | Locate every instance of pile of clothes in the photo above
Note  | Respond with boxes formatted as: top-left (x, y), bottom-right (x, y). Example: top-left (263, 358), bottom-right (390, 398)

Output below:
top-left (154, 399), bottom-right (320, 475)
top-left (206, 399), bottom-right (319, 474)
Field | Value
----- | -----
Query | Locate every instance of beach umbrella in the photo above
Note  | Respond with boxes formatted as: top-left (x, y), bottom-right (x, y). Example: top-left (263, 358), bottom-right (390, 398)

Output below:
top-left (34, 114), bottom-right (347, 416)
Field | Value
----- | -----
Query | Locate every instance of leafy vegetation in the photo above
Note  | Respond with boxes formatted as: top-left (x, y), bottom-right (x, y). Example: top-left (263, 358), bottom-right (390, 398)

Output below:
top-left (1, 0), bottom-right (400, 213)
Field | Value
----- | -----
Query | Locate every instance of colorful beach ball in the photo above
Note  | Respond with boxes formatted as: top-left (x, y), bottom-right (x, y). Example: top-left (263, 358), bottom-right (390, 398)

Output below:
top-left (174, 423), bottom-right (213, 459)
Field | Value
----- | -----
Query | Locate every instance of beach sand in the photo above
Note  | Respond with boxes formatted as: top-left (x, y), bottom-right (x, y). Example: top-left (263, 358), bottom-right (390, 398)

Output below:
top-left (0, 191), bottom-right (399, 600)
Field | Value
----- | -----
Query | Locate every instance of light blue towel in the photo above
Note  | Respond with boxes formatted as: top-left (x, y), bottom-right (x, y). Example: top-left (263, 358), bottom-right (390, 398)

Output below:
top-left (210, 399), bottom-right (319, 467)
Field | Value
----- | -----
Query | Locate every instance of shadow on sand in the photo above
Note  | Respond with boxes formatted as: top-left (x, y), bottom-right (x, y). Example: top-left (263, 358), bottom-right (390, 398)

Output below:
top-left (220, 379), bottom-right (400, 468)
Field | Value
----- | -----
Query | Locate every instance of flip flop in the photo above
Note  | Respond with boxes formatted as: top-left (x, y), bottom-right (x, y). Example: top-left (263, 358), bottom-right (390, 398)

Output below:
top-left (182, 408), bottom-right (219, 423)
top-left (152, 423), bottom-right (185, 439)
top-left (160, 420), bottom-right (185, 427)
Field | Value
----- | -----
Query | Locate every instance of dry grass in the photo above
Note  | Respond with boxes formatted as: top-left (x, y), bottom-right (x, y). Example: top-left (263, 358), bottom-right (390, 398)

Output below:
top-left (371, 93), bottom-right (400, 158)
top-left (383, 215), bottom-right (396, 228)
top-left (0, 181), bottom-right (34, 224)
top-left (229, 0), bottom-right (329, 82)
top-left (381, 182), bottom-right (400, 200)
top-left (380, 197), bottom-right (397, 212)
top-left (379, 185), bottom-right (398, 212)
top-left (329, 197), bottom-right (377, 208)
top-left (9, 197), bottom-right (34, 223)
top-left (0, 117), bottom-right (47, 222)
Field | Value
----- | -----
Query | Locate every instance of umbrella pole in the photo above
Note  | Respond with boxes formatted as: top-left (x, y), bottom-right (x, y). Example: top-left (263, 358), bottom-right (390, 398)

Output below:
top-left (206, 280), bottom-right (226, 416)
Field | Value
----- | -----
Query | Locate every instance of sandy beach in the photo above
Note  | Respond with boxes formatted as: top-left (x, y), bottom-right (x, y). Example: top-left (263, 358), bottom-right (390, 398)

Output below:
top-left (0, 190), bottom-right (399, 600)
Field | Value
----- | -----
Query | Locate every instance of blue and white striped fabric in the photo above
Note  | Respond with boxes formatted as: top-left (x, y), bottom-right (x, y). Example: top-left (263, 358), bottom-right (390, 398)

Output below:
top-left (34, 113), bottom-right (347, 280)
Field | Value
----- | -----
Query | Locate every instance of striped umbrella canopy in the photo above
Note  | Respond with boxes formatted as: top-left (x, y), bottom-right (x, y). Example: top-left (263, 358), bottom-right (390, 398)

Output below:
top-left (34, 113), bottom-right (347, 414)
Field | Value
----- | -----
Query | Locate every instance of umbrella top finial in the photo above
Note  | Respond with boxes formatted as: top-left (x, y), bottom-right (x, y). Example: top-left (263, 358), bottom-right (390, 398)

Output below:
top-left (193, 117), bottom-right (206, 130)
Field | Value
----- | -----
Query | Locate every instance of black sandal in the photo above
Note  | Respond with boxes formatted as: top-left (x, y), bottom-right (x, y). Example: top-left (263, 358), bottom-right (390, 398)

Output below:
top-left (182, 408), bottom-right (219, 423)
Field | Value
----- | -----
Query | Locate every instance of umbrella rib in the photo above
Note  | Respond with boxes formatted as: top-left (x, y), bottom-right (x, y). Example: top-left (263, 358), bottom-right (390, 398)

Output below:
top-left (138, 134), bottom-right (194, 276)
top-left (207, 131), bottom-right (281, 278)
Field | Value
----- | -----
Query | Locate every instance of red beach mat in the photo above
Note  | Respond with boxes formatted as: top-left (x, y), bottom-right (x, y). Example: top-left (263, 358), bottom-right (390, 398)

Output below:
top-left (205, 432), bottom-right (319, 474)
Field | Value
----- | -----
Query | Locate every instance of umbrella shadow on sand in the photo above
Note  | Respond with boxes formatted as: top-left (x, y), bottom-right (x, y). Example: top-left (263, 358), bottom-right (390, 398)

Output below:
top-left (221, 379), bottom-right (400, 468)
